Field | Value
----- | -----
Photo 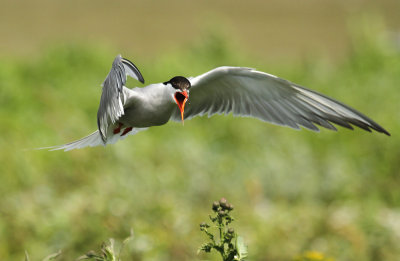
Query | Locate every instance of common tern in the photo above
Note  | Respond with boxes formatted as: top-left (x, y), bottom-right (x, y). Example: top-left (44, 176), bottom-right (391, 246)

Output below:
top-left (44, 55), bottom-right (389, 151)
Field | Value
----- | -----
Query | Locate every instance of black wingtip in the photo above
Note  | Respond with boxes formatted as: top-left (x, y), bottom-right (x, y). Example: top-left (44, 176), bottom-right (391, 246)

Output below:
top-left (377, 127), bottom-right (391, 136)
top-left (121, 57), bottom-right (145, 84)
top-left (360, 119), bottom-right (391, 136)
top-left (96, 117), bottom-right (107, 144)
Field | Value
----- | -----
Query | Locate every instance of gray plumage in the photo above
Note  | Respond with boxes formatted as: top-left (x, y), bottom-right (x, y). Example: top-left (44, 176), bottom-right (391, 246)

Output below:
top-left (97, 55), bottom-right (144, 142)
top-left (43, 56), bottom-right (389, 151)
top-left (175, 67), bottom-right (389, 135)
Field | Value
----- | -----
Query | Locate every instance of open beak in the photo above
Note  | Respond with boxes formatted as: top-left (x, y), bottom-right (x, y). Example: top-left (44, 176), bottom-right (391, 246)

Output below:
top-left (174, 90), bottom-right (188, 123)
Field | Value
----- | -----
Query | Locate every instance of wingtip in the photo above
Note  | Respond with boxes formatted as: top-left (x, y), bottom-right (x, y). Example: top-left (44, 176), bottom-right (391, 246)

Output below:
top-left (97, 118), bottom-right (108, 144)
top-left (368, 121), bottom-right (390, 136)
top-left (138, 75), bottom-right (145, 84)
top-left (121, 56), bottom-right (145, 84)
top-left (379, 128), bottom-right (391, 136)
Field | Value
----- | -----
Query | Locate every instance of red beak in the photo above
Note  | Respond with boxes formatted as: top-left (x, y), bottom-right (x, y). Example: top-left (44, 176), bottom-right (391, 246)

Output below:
top-left (174, 90), bottom-right (188, 123)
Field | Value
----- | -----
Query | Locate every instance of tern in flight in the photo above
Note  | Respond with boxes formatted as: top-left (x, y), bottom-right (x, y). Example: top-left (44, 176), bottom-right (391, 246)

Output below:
top-left (43, 55), bottom-right (389, 151)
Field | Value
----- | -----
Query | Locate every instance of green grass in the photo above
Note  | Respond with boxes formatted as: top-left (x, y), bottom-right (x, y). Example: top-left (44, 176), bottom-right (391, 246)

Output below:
top-left (0, 22), bottom-right (399, 261)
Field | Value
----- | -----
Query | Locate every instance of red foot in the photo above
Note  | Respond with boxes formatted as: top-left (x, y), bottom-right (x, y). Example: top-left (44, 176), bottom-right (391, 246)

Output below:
top-left (113, 123), bottom-right (123, 134)
top-left (121, 127), bottom-right (133, 136)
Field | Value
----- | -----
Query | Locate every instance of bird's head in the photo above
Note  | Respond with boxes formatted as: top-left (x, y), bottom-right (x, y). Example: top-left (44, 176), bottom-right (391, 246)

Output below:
top-left (164, 76), bottom-right (191, 123)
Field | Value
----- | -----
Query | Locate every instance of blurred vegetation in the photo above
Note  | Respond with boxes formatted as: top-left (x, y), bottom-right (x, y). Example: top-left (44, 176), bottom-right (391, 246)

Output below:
top-left (0, 19), bottom-right (399, 261)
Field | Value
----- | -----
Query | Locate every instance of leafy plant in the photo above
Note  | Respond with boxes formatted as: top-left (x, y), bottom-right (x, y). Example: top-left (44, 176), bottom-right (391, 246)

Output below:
top-left (24, 250), bottom-right (61, 261)
top-left (199, 198), bottom-right (248, 261)
top-left (77, 231), bottom-right (134, 261)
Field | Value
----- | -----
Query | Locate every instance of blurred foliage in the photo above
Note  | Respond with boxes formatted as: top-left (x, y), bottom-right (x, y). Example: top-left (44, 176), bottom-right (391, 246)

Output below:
top-left (76, 231), bottom-right (134, 261)
top-left (25, 250), bottom-right (61, 261)
top-left (293, 251), bottom-right (334, 261)
top-left (0, 19), bottom-right (399, 261)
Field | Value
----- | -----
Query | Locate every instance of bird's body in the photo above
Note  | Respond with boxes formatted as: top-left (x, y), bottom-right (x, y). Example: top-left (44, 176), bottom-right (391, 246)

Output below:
top-left (121, 85), bottom-right (176, 127)
top-left (43, 55), bottom-right (389, 151)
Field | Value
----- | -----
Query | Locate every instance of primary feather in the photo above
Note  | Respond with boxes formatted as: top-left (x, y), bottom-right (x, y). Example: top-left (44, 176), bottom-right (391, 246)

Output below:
top-left (173, 66), bottom-right (389, 135)
top-left (97, 55), bottom-right (144, 142)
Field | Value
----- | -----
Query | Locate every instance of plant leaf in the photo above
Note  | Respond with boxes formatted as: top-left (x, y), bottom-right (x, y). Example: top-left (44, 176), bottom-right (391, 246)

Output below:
top-left (43, 250), bottom-right (62, 261)
top-left (25, 251), bottom-right (30, 261)
top-left (235, 236), bottom-right (248, 260)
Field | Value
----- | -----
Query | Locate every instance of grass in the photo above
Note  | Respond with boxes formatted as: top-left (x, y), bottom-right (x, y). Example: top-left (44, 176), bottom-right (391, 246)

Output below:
top-left (0, 21), bottom-right (399, 260)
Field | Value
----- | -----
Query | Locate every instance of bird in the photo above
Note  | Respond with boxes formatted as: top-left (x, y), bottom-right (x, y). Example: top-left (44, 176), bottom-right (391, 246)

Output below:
top-left (42, 55), bottom-right (390, 151)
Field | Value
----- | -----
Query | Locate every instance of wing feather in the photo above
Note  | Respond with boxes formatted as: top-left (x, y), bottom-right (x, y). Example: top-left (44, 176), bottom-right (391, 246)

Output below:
top-left (97, 55), bottom-right (144, 142)
top-left (172, 67), bottom-right (389, 135)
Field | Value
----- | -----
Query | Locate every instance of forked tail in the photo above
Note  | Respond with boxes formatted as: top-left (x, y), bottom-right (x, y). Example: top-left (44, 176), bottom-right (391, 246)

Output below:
top-left (39, 128), bottom-right (147, 151)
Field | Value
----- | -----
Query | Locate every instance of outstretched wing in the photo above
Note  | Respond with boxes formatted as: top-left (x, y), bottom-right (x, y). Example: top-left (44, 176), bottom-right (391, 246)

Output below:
top-left (172, 66), bottom-right (389, 135)
top-left (97, 55), bottom-right (144, 142)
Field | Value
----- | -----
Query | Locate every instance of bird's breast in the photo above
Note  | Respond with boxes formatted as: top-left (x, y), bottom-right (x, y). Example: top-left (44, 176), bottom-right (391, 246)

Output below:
top-left (120, 89), bottom-right (176, 127)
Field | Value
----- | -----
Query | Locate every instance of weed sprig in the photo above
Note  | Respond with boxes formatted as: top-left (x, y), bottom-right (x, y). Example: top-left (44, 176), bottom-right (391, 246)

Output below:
top-left (199, 198), bottom-right (247, 261)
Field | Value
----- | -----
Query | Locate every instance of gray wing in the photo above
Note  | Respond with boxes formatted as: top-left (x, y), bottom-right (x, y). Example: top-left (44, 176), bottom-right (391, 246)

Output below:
top-left (97, 55), bottom-right (144, 142)
top-left (172, 66), bottom-right (389, 135)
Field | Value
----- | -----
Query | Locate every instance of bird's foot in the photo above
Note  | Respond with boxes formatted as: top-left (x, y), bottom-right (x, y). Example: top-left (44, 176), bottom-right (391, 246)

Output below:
top-left (113, 123), bottom-right (123, 134)
top-left (121, 127), bottom-right (133, 136)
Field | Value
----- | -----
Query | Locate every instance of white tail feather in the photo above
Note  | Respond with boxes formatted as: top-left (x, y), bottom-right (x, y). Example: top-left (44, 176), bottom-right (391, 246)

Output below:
top-left (39, 128), bottom-right (147, 151)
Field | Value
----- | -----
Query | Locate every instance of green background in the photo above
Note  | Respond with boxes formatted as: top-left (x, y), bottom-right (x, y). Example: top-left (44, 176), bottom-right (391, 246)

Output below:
top-left (0, 1), bottom-right (399, 260)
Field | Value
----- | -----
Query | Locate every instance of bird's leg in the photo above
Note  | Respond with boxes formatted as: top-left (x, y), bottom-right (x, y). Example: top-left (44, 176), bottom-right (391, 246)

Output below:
top-left (121, 127), bottom-right (133, 136)
top-left (113, 123), bottom-right (123, 134)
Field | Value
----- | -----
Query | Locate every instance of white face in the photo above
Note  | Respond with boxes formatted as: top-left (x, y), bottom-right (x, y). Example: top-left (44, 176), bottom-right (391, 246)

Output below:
top-left (165, 84), bottom-right (190, 101)
top-left (163, 76), bottom-right (190, 103)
